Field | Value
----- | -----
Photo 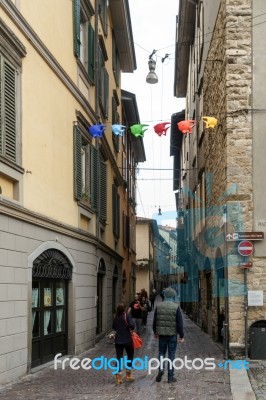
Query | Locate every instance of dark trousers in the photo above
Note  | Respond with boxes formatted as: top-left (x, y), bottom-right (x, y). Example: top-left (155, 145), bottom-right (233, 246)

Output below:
top-left (158, 335), bottom-right (177, 380)
top-left (150, 298), bottom-right (155, 310)
top-left (115, 341), bottom-right (134, 372)
top-left (142, 310), bottom-right (148, 326)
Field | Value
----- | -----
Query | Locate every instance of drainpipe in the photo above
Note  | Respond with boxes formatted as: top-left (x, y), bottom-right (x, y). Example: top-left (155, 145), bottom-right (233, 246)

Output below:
top-left (223, 206), bottom-right (229, 359)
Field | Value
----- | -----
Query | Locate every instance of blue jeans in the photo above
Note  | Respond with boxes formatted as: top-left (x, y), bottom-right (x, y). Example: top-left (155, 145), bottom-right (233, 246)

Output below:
top-left (158, 335), bottom-right (177, 380)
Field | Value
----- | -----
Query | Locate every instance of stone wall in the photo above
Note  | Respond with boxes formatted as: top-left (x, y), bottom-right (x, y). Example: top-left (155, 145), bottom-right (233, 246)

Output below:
top-left (202, 0), bottom-right (254, 353)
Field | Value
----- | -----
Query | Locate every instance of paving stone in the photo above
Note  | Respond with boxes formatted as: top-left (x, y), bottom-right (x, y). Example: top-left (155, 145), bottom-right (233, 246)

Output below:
top-left (0, 303), bottom-right (242, 400)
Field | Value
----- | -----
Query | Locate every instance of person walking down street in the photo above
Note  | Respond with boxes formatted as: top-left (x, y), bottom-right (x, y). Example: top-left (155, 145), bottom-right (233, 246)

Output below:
top-left (149, 288), bottom-right (156, 310)
top-left (141, 296), bottom-right (151, 328)
top-left (153, 287), bottom-right (184, 384)
top-left (112, 303), bottom-right (135, 384)
top-left (128, 294), bottom-right (145, 334)
top-left (140, 288), bottom-right (148, 300)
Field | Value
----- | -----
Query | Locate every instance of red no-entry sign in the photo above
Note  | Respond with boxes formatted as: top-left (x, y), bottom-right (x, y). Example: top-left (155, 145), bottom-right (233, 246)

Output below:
top-left (238, 241), bottom-right (253, 256)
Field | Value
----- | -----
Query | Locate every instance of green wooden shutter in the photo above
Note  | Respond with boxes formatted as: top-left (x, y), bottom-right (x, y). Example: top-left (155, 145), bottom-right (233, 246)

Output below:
top-left (103, 68), bottom-right (109, 118)
top-left (112, 97), bottom-right (119, 153)
top-left (3, 60), bottom-right (16, 162)
top-left (112, 184), bottom-right (120, 237)
top-left (112, 184), bottom-right (116, 234)
top-left (88, 23), bottom-right (95, 83)
top-left (73, 0), bottom-right (80, 58)
top-left (100, 160), bottom-right (107, 221)
top-left (74, 126), bottom-right (82, 201)
top-left (91, 145), bottom-right (98, 210)
top-left (117, 193), bottom-right (120, 237)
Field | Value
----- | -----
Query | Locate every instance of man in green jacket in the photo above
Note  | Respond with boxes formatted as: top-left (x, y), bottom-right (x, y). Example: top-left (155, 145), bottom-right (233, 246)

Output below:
top-left (153, 287), bottom-right (184, 383)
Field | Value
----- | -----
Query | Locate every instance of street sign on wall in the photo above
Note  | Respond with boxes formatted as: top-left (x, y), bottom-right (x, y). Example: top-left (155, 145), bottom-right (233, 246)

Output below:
top-left (248, 291), bottom-right (263, 306)
top-left (238, 241), bottom-right (253, 256)
top-left (226, 232), bottom-right (264, 241)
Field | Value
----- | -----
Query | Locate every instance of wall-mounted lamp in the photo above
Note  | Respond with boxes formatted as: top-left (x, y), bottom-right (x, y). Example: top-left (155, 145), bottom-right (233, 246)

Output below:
top-left (146, 56), bottom-right (158, 84)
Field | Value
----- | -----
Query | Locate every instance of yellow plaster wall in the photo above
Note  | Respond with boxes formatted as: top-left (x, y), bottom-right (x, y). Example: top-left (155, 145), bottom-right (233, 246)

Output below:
top-left (136, 224), bottom-right (149, 259)
top-left (0, 174), bottom-right (14, 199)
top-left (22, 44), bottom-right (83, 225)
top-left (18, 0), bottom-right (78, 81)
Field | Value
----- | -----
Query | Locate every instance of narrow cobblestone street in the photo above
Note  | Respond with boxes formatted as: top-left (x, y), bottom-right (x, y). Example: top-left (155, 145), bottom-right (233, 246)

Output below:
top-left (0, 303), bottom-right (235, 400)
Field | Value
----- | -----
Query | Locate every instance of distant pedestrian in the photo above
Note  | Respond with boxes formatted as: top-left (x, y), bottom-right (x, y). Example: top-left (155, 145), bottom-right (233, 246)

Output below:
top-left (153, 287), bottom-right (184, 383)
top-left (140, 288), bottom-right (148, 300)
top-left (141, 296), bottom-right (151, 328)
top-left (149, 288), bottom-right (156, 310)
top-left (128, 294), bottom-right (145, 334)
top-left (112, 303), bottom-right (135, 384)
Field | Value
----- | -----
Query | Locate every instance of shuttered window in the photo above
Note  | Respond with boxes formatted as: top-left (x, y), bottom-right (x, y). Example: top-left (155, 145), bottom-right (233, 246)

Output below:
top-left (0, 56), bottom-right (17, 163)
top-left (91, 145), bottom-right (98, 210)
top-left (88, 23), bottom-right (95, 83)
top-left (73, 0), bottom-right (95, 83)
top-left (73, 0), bottom-right (81, 58)
top-left (73, 126), bottom-right (83, 201)
top-left (99, 0), bottom-right (108, 35)
top-left (73, 124), bottom-right (92, 203)
top-left (90, 145), bottom-right (107, 220)
top-left (100, 160), bottom-right (107, 221)
top-left (98, 43), bottom-right (109, 119)
top-left (112, 33), bottom-right (120, 87)
top-left (112, 96), bottom-right (120, 153)
top-left (112, 184), bottom-right (120, 238)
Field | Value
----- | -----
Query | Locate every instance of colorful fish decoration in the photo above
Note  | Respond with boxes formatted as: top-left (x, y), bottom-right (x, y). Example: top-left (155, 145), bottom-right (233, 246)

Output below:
top-left (154, 122), bottom-right (171, 136)
top-left (202, 116), bottom-right (218, 129)
top-left (177, 120), bottom-right (197, 134)
top-left (130, 124), bottom-right (149, 138)
top-left (112, 124), bottom-right (126, 136)
top-left (88, 124), bottom-right (106, 138)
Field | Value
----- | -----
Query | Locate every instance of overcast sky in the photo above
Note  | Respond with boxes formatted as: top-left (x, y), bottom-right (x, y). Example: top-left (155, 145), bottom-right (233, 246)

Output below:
top-left (122, 0), bottom-right (185, 227)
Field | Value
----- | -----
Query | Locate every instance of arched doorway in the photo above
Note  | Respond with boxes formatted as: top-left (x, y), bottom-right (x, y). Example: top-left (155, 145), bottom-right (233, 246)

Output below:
top-left (31, 249), bottom-right (72, 368)
top-left (96, 259), bottom-right (106, 335)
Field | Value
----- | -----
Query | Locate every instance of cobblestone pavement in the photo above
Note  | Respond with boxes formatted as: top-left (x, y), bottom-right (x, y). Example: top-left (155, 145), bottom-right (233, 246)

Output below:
top-left (0, 306), bottom-right (234, 400)
top-left (248, 361), bottom-right (266, 400)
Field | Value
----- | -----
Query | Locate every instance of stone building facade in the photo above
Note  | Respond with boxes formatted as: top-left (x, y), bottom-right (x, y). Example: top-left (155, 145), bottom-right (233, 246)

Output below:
top-left (174, 0), bottom-right (266, 356)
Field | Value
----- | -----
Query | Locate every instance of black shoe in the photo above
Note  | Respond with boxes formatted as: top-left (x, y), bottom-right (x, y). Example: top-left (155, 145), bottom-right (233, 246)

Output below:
top-left (168, 377), bottom-right (177, 384)
top-left (156, 370), bottom-right (164, 382)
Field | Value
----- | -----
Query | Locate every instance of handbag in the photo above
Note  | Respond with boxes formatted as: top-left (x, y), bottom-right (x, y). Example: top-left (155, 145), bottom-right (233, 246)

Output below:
top-left (124, 312), bottom-right (143, 349)
top-left (131, 331), bottom-right (143, 349)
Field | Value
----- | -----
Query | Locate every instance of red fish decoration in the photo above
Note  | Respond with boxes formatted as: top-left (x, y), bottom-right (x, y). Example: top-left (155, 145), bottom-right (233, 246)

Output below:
top-left (154, 122), bottom-right (171, 136)
top-left (177, 120), bottom-right (197, 134)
